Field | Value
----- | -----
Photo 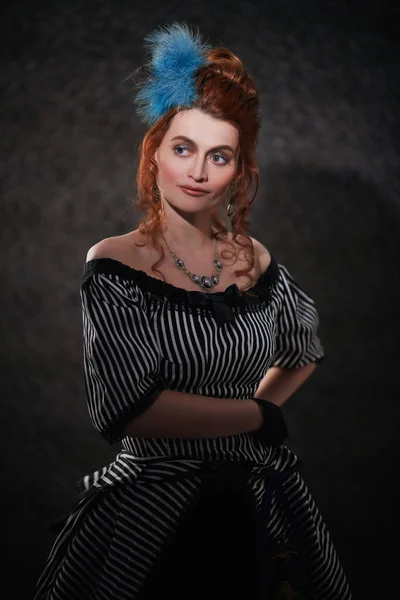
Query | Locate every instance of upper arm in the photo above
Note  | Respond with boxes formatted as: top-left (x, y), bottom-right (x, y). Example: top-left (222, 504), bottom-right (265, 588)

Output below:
top-left (81, 269), bottom-right (163, 443)
top-left (270, 263), bottom-right (325, 369)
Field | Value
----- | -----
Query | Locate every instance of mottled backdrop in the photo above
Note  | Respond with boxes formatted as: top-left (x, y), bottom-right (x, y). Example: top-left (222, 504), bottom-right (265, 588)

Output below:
top-left (2, 0), bottom-right (399, 598)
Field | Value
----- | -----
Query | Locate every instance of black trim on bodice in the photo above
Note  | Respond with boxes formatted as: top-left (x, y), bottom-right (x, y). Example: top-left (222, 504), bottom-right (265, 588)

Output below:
top-left (82, 255), bottom-right (280, 327)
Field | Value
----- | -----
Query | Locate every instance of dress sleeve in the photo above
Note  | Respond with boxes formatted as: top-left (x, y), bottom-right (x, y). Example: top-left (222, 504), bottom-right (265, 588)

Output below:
top-left (80, 272), bottom-right (163, 444)
top-left (270, 264), bottom-right (325, 369)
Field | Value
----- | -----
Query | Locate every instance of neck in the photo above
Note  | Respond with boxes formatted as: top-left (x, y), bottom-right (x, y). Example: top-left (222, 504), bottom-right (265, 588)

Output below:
top-left (160, 203), bottom-right (216, 254)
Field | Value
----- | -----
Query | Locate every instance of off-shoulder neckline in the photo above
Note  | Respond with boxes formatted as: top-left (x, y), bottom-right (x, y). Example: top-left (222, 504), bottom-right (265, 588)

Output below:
top-left (82, 254), bottom-right (279, 299)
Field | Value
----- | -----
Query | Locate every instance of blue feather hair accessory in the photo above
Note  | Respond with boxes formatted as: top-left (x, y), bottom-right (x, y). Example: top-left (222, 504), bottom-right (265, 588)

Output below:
top-left (134, 23), bottom-right (211, 126)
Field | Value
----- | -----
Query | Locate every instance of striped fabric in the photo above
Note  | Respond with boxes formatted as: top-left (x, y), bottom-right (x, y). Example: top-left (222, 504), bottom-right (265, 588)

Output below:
top-left (34, 254), bottom-right (351, 600)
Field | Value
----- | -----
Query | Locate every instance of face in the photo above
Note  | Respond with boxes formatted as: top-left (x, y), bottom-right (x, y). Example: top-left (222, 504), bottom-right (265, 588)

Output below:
top-left (154, 108), bottom-right (239, 214)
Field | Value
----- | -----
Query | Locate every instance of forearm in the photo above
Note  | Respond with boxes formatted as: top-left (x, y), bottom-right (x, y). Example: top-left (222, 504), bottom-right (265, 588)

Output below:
top-left (122, 389), bottom-right (263, 439)
top-left (254, 363), bottom-right (317, 407)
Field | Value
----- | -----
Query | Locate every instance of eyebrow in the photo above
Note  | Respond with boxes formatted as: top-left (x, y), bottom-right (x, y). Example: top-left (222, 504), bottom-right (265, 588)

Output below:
top-left (170, 135), bottom-right (237, 155)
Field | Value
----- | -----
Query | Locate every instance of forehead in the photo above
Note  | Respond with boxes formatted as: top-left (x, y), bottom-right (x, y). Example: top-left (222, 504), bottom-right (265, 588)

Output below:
top-left (165, 109), bottom-right (239, 148)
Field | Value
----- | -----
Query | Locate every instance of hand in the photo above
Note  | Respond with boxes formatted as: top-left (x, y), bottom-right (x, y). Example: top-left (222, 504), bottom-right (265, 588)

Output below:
top-left (251, 396), bottom-right (289, 447)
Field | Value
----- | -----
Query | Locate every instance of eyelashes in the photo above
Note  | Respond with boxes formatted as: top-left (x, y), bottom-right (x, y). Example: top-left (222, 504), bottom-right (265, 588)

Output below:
top-left (173, 145), bottom-right (231, 165)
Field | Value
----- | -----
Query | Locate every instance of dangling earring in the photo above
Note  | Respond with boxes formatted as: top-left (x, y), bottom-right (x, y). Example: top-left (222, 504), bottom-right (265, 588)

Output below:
top-left (226, 182), bottom-right (235, 218)
top-left (153, 183), bottom-right (165, 221)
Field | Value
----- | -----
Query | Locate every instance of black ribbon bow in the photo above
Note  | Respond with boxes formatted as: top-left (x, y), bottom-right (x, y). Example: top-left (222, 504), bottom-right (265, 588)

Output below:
top-left (193, 284), bottom-right (246, 327)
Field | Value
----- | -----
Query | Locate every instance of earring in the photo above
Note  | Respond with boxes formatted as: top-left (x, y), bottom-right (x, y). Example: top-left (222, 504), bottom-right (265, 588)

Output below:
top-left (226, 182), bottom-right (235, 218)
top-left (153, 184), bottom-right (160, 198)
top-left (226, 202), bottom-right (234, 218)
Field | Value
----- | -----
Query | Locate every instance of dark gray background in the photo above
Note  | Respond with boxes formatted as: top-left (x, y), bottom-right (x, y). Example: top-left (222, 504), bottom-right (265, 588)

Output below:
top-left (2, 1), bottom-right (399, 597)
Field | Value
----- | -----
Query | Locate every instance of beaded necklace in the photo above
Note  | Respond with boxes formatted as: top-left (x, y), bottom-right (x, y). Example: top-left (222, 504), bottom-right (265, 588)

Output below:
top-left (161, 232), bottom-right (223, 292)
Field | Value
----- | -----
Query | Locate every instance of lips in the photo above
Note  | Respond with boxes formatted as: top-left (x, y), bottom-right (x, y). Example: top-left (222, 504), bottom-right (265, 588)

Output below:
top-left (179, 185), bottom-right (209, 193)
top-left (179, 185), bottom-right (210, 197)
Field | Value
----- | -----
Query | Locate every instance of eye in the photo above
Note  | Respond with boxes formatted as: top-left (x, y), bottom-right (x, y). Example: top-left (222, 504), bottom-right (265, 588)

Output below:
top-left (173, 145), bottom-right (190, 157)
top-left (210, 153), bottom-right (230, 165)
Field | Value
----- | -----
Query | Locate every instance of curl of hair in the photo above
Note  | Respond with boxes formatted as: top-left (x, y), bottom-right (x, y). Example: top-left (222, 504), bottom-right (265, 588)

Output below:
top-left (133, 47), bottom-right (261, 296)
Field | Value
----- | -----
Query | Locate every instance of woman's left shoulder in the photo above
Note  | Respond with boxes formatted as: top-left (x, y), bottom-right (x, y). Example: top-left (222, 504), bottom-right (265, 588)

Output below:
top-left (247, 235), bottom-right (272, 274)
top-left (223, 232), bottom-right (272, 277)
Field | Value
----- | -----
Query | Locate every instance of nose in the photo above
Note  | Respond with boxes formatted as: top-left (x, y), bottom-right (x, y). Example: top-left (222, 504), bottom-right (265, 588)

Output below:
top-left (187, 155), bottom-right (208, 183)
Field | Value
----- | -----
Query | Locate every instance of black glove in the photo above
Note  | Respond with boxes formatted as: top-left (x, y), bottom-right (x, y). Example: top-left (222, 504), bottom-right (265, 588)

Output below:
top-left (251, 396), bottom-right (289, 447)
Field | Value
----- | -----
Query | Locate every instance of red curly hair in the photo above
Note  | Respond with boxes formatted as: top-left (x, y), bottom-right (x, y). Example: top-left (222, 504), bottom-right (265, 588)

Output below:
top-left (133, 47), bottom-right (261, 294)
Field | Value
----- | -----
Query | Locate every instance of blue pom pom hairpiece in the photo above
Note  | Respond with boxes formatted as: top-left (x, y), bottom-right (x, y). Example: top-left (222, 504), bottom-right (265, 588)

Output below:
top-left (133, 22), bottom-right (211, 126)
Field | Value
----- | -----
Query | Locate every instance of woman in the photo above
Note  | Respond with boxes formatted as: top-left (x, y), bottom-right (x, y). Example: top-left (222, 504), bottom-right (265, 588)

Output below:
top-left (34, 23), bottom-right (351, 599)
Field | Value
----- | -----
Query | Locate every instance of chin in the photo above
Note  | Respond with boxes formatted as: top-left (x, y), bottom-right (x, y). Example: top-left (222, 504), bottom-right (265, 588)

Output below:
top-left (174, 204), bottom-right (211, 216)
top-left (165, 197), bottom-right (214, 213)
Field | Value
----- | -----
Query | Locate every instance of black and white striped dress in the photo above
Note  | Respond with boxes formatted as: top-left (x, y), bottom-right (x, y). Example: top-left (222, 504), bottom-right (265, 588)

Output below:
top-left (34, 254), bottom-right (352, 600)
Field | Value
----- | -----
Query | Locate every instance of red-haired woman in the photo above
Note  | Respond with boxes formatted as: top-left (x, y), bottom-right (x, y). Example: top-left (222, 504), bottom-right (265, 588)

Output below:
top-left (34, 24), bottom-right (351, 600)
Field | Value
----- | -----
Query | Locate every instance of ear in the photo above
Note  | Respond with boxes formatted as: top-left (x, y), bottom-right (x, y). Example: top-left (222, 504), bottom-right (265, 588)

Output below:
top-left (233, 158), bottom-right (244, 183)
top-left (231, 172), bottom-right (241, 187)
top-left (150, 150), bottom-right (159, 174)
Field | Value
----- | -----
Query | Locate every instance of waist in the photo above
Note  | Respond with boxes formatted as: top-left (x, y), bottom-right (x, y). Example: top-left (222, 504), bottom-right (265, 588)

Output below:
top-left (122, 431), bottom-right (272, 463)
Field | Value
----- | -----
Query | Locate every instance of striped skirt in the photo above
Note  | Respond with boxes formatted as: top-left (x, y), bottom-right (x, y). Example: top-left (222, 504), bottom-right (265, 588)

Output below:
top-left (34, 450), bottom-right (352, 599)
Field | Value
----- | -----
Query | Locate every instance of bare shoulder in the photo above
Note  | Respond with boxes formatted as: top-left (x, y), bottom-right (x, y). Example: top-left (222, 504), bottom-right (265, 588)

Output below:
top-left (85, 233), bottom-right (137, 264)
top-left (248, 235), bottom-right (272, 273)
top-left (226, 232), bottom-right (271, 274)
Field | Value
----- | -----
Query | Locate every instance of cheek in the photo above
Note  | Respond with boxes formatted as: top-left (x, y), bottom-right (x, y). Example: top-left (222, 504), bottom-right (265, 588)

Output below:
top-left (158, 157), bottom-right (183, 187)
top-left (213, 169), bottom-right (236, 194)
